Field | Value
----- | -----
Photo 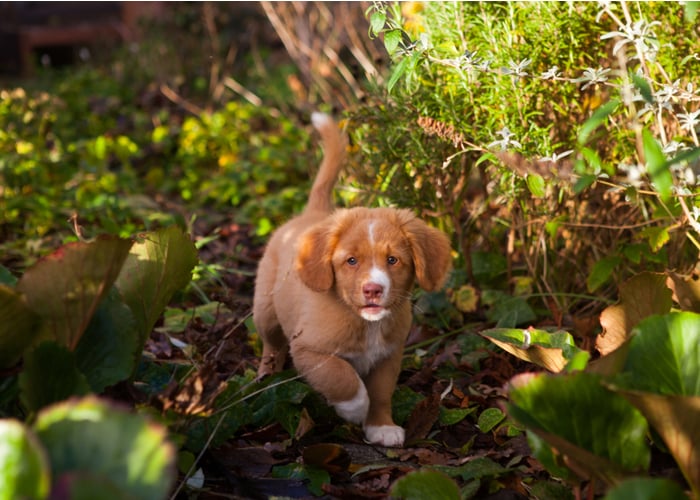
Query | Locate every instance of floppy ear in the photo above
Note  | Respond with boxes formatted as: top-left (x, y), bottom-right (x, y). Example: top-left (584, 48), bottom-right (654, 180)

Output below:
top-left (400, 211), bottom-right (452, 291)
top-left (296, 224), bottom-right (335, 292)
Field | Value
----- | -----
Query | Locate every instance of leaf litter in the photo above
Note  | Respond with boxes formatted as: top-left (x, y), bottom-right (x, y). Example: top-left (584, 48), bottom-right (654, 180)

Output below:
top-left (133, 221), bottom-right (556, 499)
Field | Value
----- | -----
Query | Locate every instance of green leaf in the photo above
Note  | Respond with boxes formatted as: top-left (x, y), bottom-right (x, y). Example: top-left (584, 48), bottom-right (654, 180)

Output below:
top-left (439, 406), bottom-right (476, 426)
top-left (631, 73), bottom-right (654, 104)
top-left (481, 328), bottom-right (585, 373)
top-left (578, 99), bottom-right (619, 145)
top-left (622, 312), bottom-right (700, 396)
top-left (390, 469), bottom-right (460, 500)
top-left (74, 288), bottom-right (140, 393)
top-left (639, 225), bottom-right (670, 253)
top-left (685, 1), bottom-right (700, 22)
top-left (507, 372), bottom-right (650, 484)
top-left (433, 456), bottom-right (507, 481)
top-left (392, 385), bottom-right (425, 426)
top-left (16, 236), bottom-right (134, 350)
top-left (604, 477), bottom-right (688, 500)
top-left (0, 265), bottom-right (17, 286)
top-left (387, 56), bottom-right (411, 94)
top-left (477, 408), bottom-right (505, 433)
top-left (368, 10), bottom-right (386, 36)
top-left (573, 173), bottom-right (596, 194)
top-left (384, 29), bottom-right (403, 55)
top-left (250, 374), bottom-right (312, 436)
top-left (115, 227), bottom-right (198, 350)
top-left (483, 292), bottom-right (536, 328)
top-left (611, 388), bottom-right (700, 497)
top-left (642, 129), bottom-right (672, 202)
top-left (34, 396), bottom-right (176, 500)
top-left (19, 342), bottom-right (91, 412)
top-left (586, 255), bottom-right (621, 293)
top-left (0, 285), bottom-right (41, 369)
top-left (526, 174), bottom-right (546, 197)
top-left (0, 419), bottom-right (50, 500)
top-left (272, 463), bottom-right (330, 497)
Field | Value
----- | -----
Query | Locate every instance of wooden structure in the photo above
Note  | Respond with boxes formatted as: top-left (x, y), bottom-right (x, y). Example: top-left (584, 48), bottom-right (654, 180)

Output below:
top-left (0, 2), bottom-right (163, 75)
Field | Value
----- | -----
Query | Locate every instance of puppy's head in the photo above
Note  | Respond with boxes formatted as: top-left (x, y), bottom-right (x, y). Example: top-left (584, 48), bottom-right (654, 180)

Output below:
top-left (296, 208), bottom-right (451, 321)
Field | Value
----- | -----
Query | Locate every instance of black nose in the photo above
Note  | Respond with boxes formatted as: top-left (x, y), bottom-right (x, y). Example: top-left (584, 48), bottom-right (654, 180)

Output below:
top-left (362, 282), bottom-right (384, 301)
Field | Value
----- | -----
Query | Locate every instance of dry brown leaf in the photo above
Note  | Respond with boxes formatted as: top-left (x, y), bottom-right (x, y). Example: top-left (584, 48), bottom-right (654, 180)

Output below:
top-left (596, 272), bottom-right (672, 356)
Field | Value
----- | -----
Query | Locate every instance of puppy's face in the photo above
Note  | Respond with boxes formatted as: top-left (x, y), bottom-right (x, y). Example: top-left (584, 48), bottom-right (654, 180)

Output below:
top-left (296, 208), bottom-right (451, 322)
top-left (331, 216), bottom-right (415, 320)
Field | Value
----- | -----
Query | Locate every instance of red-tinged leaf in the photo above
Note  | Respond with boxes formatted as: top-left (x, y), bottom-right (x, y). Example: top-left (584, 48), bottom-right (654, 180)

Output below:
top-left (16, 236), bottom-right (133, 350)
top-left (404, 392), bottom-right (440, 443)
top-left (0, 285), bottom-right (41, 368)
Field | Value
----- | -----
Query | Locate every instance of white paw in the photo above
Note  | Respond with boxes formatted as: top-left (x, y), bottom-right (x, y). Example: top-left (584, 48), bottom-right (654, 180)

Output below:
top-left (364, 425), bottom-right (405, 447)
top-left (333, 382), bottom-right (369, 424)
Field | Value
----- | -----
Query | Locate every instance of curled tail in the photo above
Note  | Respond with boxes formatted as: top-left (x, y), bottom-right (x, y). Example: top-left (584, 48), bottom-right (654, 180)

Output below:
top-left (305, 112), bottom-right (348, 214)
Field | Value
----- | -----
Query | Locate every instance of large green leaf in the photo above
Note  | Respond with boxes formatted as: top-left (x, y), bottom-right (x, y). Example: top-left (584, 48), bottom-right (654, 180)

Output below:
top-left (0, 285), bottom-right (40, 369)
top-left (507, 372), bottom-right (649, 484)
top-left (610, 312), bottom-right (700, 496)
top-left (390, 469), bottom-right (460, 500)
top-left (115, 226), bottom-right (198, 347)
top-left (621, 312), bottom-right (700, 396)
top-left (612, 389), bottom-right (700, 498)
top-left (16, 236), bottom-right (133, 350)
top-left (481, 328), bottom-right (587, 373)
top-left (74, 287), bottom-right (140, 393)
top-left (34, 396), bottom-right (176, 500)
top-left (0, 419), bottom-right (50, 500)
top-left (603, 477), bottom-right (688, 500)
top-left (19, 342), bottom-right (91, 412)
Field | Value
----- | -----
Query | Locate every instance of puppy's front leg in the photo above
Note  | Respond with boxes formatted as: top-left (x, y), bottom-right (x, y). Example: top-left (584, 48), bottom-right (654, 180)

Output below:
top-left (363, 350), bottom-right (405, 447)
top-left (291, 347), bottom-right (369, 424)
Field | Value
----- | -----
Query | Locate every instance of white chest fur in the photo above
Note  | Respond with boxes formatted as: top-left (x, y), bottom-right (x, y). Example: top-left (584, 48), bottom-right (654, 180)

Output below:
top-left (343, 321), bottom-right (395, 376)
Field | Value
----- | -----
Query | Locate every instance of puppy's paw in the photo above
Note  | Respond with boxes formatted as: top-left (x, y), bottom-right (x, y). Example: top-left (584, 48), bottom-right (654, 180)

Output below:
top-left (364, 425), bottom-right (405, 447)
top-left (332, 383), bottom-right (369, 424)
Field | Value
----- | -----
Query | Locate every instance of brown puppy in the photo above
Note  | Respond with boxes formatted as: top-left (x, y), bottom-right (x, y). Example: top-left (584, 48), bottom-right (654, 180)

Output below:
top-left (253, 113), bottom-right (451, 447)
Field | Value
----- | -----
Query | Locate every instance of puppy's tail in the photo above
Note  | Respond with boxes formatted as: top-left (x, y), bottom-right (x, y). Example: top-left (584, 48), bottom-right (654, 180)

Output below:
top-left (305, 112), bottom-right (348, 214)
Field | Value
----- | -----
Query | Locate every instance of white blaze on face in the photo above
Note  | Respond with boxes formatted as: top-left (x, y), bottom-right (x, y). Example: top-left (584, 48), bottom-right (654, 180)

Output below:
top-left (360, 220), bottom-right (391, 321)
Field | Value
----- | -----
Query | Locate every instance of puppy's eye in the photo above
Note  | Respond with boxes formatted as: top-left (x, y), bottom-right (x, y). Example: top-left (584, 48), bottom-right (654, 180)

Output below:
top-left (387, 256), bottom-right (398, 265)
top-left (347, 257), bottom-right (358, 266)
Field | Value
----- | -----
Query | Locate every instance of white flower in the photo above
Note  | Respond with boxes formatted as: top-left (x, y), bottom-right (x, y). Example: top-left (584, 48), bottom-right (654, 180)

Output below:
top-left (575, 67), bottom-right (612, 90)
top-left (541, 66), bottom-right (562, 80)
top-left (663, 141), bottom-right (686, 156)
top-left (488, 127), bottom-right (522, 151)
top-left (504, 58), bottom-right (532, 78)
top-left (677, 109), bottom-right (700, 132)
top-left (601, 19), bottom-right (661, 60)
top-left (541, 150), bottom-right (574, 162)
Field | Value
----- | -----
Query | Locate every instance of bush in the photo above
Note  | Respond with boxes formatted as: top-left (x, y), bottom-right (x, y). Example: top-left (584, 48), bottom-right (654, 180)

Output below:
top-left (351, 1), bottom-right (700, 316)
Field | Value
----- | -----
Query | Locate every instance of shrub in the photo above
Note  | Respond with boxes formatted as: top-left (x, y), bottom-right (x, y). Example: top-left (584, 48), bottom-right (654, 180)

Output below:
top-left (352, 1), bottom-right (700, 317)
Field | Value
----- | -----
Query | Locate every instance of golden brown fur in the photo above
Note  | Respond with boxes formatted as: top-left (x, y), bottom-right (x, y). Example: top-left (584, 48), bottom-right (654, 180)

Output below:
top-left (253, 113), bottom-right (451, 447)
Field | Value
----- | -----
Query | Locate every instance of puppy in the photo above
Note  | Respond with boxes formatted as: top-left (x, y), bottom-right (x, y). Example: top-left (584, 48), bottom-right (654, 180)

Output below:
top-left (253, 113), bottom-right (451, 447)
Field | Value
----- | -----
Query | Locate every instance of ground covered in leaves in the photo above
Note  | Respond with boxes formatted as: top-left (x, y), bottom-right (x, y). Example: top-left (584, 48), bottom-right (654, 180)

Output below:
top-left (136, 218), bottom-right (575, 500)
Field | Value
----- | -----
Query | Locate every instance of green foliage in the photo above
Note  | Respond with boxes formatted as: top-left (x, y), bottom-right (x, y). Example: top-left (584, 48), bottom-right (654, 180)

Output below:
top-left (0, 397), bottom-right (175, 500)
top-left (356, 1), bottom-right (700, 315)
top-left (0, 227), bottom-right (196, 411)
top-left (486, 274), bottom-right (700, 494)
top-left (390, 469), bottom-right (460, 500)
